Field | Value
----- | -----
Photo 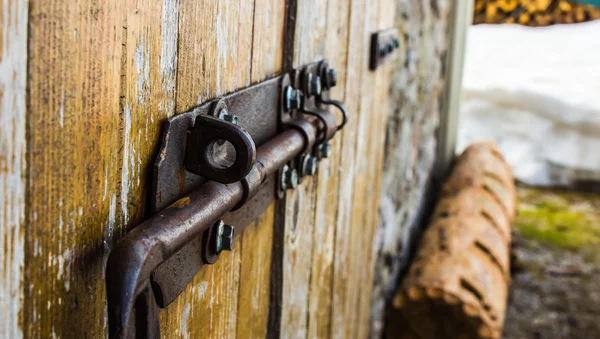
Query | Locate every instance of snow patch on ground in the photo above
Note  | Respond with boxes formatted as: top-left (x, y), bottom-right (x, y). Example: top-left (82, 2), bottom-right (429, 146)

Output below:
top-left (459, 21), bottom-right (600, 187)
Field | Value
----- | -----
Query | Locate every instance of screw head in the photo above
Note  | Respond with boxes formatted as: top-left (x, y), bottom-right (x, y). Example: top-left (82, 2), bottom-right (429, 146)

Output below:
top-left (284, 86), bottom-right (303, 111)
top-left (218, 109), bottom-right (239, 125)
top-left (318, 143), bottom-right (332, 160)
top-left (307, 73), bottom-right (322, 96)
top-left (301, 154), bottom-right (318, 176)
top-left (392, 38), bottom-right (400, 48)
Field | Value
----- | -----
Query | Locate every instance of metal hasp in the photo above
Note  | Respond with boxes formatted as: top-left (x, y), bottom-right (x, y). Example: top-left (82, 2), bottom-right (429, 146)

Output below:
top-left (106, 60), bottom-right (347, 339)
top-left (370, 28), bottom-right (401, 70)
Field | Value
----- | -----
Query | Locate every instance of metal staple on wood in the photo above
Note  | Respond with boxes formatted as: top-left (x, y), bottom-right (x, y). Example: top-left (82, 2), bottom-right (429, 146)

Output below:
top-left (388, 142), bottom-right (517, 339)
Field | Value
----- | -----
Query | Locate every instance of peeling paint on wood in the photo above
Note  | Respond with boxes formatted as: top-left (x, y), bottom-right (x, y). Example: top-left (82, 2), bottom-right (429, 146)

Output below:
top-left (5, 0), bottom-right (410, 337)
top-left (0, 0), bottom-right (27, 337)
top-left (26, 0), bottom-right (124, 337)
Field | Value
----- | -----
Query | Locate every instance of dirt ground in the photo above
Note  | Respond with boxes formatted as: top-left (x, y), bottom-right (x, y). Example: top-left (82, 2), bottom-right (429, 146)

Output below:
top-left (503, 187), bottom-right (600, 339)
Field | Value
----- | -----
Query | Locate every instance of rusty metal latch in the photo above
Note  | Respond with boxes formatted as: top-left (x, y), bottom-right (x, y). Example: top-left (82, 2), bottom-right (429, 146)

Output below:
top-left (106, 60), bottom-right (347, 339)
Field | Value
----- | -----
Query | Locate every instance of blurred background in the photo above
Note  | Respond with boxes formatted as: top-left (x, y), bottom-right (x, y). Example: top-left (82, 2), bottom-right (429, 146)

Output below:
top-left (461, 1), bottom-right (600, 337)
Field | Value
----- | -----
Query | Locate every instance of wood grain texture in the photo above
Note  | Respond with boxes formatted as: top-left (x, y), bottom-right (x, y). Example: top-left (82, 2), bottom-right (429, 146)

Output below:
top-left (237, 205), bottom-right (276, 339)
top-left (158, 1), bottom-right (253, 337)
top-left (306, 0), bottom-right (351, 338)
top-left (26, 0), bottom-right (124, 337)
top-left (356, 1), bottom-right (396, 337)
top-left (0, 0), bottom-right (27, 337)
top-left (280, 0), bottom-right (328, 337)
top-left (330, 0), bottom-right (368, 337)
top-left (236, 0), bottom-right (285, 337)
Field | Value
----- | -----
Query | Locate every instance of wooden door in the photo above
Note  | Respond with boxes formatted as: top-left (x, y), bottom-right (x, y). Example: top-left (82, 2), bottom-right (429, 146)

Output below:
top-left (1, 0), bottom-right (395, 337)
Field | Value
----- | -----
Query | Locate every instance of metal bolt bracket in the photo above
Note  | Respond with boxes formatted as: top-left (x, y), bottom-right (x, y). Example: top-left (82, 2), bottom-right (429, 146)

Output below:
top-left (370, 28), bottom-right (400, 70)
top-left (300, 154), bottom-right (318, 176)
top-left (284, 86), bottom-right (303, 112)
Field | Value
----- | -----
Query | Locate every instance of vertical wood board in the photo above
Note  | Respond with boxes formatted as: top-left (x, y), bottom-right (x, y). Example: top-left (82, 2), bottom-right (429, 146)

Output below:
top-left (0, 0), bottom-right (27, 337)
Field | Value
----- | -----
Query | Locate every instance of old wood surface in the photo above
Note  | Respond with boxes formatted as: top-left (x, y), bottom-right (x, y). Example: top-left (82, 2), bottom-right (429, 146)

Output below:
top-left (0, 0), bottom-right (27, 337)
top-left (3, 0), bottom-right (397, 337)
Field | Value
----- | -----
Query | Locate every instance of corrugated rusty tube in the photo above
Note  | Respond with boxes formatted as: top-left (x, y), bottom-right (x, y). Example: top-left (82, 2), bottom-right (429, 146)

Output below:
top-left (106, 125), bottom-right (307, 338)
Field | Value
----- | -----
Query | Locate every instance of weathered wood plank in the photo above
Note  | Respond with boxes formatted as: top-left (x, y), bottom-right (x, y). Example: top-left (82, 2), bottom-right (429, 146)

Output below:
top-left (344, 0), bottom-right (381, 337)
top-left (25, 0), bottom-right (124, 337)
top-left (0, 0), bottom-right (27, 337)
top-left (236, 0), bottom-right (285, 337)
top-left (237, 205), bottom-right (276, 339)
top-left (306, 0), bottom-right (351, 337)
top-left (119, 0), bottom-right (180, 228)
top-left (159, 1), bottom-right (254, 337)
top-left (330, 0), bottom-right (368, 337)
top-left (280, 0), bottom-right (329, 337)
top-left (356, 0), bottom-right (396, 337)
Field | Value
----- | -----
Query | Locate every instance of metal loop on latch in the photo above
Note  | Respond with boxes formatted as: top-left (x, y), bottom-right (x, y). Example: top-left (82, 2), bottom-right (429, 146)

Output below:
top-left (316, 60), bottom-right (348, 131)
top-left (318, 97), bottom-right (348, 131)
top-left (185, 114), bottom-right (256, 184)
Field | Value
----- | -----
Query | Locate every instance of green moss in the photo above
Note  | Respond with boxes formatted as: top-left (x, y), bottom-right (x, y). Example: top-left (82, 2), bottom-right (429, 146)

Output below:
top-left (513, 188), bottom-right (600, 249)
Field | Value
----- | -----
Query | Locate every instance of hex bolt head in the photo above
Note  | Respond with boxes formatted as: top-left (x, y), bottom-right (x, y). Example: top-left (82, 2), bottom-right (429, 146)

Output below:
top-left (318, 143), bottom-right (332, 160)
top-left (307, 73), bottom-right (322, 96)
top-left (301, 154), bottom-right (318, 176)
top-left (392, 37), bottom-right (401, 48)
top-left (280, 165), bottom-right (288, 190)
top-left (221, 224), bottom-right (234, 251)
top-left (213, 220), bottom-right (234, 254)
top-left (326, 68), bottom-right (338, 88)
top-left (284, 86), bottom-right (303, 111)
top-left (218, 109), bottom-right (239, 125)
top-left (281, 165), bottom-right (299, 189)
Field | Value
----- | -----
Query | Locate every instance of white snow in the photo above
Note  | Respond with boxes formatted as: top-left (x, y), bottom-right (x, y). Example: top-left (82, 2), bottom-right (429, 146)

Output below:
top-left (459, 21), bottom-right (600, 187)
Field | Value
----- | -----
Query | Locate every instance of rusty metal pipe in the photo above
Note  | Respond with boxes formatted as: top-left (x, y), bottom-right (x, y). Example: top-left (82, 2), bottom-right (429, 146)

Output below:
top-left (107, 125), bottom-right (306, 338)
